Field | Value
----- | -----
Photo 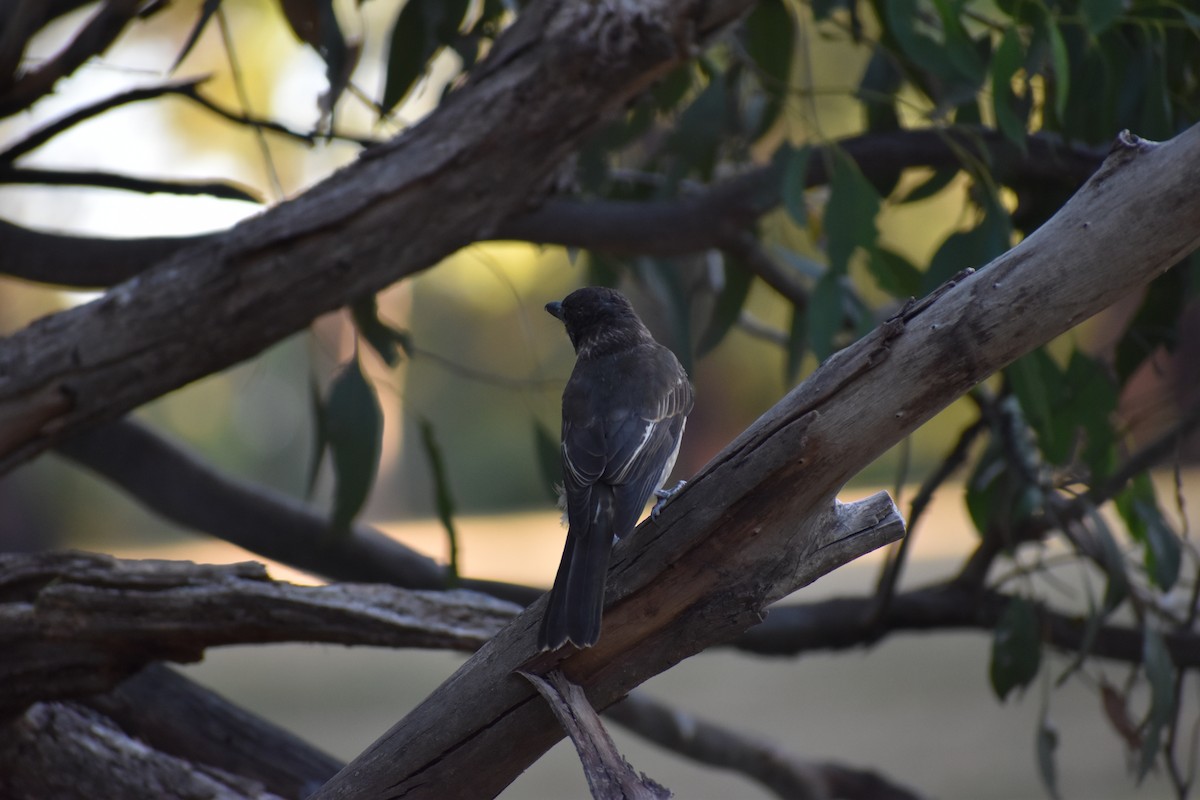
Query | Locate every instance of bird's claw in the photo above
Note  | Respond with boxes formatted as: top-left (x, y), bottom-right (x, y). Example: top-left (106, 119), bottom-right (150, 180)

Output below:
top-left (651, 480), bottom-right (687, 520)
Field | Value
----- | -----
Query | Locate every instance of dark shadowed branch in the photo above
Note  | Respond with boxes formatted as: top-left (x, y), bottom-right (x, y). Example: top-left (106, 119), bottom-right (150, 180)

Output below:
top-left (607, 692), bottom-right (930, 800)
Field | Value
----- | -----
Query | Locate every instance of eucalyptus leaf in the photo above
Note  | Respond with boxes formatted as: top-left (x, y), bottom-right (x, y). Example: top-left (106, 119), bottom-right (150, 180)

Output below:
top-left (327, 357), bottom-right (383, 533)
top-left (990, 596), bottom-right (1042, 701)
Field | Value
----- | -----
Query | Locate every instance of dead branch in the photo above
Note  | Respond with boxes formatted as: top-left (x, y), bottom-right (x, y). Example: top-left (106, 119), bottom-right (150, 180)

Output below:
top-left (0, 551), bottom-right (518, 717)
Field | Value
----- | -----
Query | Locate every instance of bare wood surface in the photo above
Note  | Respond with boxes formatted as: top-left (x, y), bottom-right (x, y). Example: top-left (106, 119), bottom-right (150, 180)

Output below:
top-left (307, 127), bottom-right (1200, 799)
top-left (0, 551), bottom-right (518, 717)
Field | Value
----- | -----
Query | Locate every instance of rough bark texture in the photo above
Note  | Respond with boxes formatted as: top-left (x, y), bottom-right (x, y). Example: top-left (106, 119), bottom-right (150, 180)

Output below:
top-left (0, 551), bottom-right (518, 717)
top-left (305, 128), bottom-right (1200, 799)
top-left (0, 0), bottom-right (754, 472)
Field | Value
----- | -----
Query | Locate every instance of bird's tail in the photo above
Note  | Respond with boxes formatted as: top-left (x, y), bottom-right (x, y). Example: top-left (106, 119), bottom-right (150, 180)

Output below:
top-left (538, 486), bottom-right (614, 650)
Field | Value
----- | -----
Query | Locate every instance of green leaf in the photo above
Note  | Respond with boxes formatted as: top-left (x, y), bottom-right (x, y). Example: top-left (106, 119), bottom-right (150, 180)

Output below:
top-left (825, 152), bottom-right (881, 276)
top-left (381, 0), bottom-right (470, 114)
top-left (781, 144), bottom-right (812, 226)
top-left (327, 357), bottom-right (383, 532)
top-left (1137, 499), bottom-right (1181, 591)
top-left (1044, 17), bottom-right (1071, 122)
top-left (533, 419), bottom-right (563, 504)
top-left (1083, 0), bottom-right (1123, 36)
top-left (1036, 715), bottom-right (1061, 800)
top-left (1116, 475), bottom-right (1181, 591)
top-left (990, 596), bottom-right (1042, 701)
top-left (785, 304), bottom-right (808, 384)
top-left (930, 0), bottom-right (986, 85)
top-left (923, 199), bottom-right (1011, 291)
top-left (1090, 508), bottom-right (1130, 613)
top-left (698, 257), bottom-right (754, 356)
top-left (418, 417), bottom-right (459, 584)
top-left (991, 29), bottom-right (1028, 149)
top-left (743, 0), bottom-right (794, 136)
top-left (669, 75), bottom-right (729, 180)
top-left (857, 46), bottom-right (903, 133)
top-left (868, 247), bottom-right (923, 298)
top-left (350, 296), bottom-right (406, 367)
top-left (897, 167), bottom-right (957, 204)
top-left (807, 272), bottom-right (843, 362)
top-left (1139, 627), bottom-right (1176, 781)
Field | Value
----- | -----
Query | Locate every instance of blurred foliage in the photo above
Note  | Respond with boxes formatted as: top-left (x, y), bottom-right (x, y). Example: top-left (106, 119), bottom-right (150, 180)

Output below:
top-left (2, 0), bottom-right (1200, 796)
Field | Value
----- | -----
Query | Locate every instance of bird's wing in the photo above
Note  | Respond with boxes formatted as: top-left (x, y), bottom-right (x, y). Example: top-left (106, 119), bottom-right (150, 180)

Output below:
top-left (604, 370), bottom-right (693, 538)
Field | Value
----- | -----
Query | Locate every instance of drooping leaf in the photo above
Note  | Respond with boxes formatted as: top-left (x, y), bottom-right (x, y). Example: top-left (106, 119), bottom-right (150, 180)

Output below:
top-left (869, 247), bottom-right (923, 299)
top-left (923, 198), bottom-right (1011, 291)
top-left (1117, 474), bottom-right (1181, 591)
top-left (418, 417), bottom-right (459, 584)
top-left (327, 357), bottom-right (383, 532)
top-left (1044, 15), bottom-right (1071, 122)
top-left (897, 167), bottom-right (957, 205)
top-left (857, 45), bottom-right (903, 134)
top-left (668, 74), bottom-right (729, 180)
top-left (1036, 714), bottom-right (1061, 800)
top-left (743, 0), bottom-right (794, 137)
top-left (1138, 627), bottom-right (1177, 781)
top-left (992, 28), bottom-right (1028, 149)
top-left (1089, 507), bottom-right (1130, 613)
top-left (172, 0), bottom-right (221, 72)
top-left (351, 296), bottom-right (407, 367)
top-left (697, 256), bottom-right (754, 356)
top-left (1137, 499), bottom-right (1181, 591)
top-left (785, 304), bottom-right (808, 384)
top-left (807, 271), bottom-right (843, 362)
top-left (781, 144), bottom-right (812, 226)
top-left (382, 0), bottom-right (470, 115)
top-left (825, 151), bottom-right (881, 276)
top-left (990, 595), bottom-right (1042, 701)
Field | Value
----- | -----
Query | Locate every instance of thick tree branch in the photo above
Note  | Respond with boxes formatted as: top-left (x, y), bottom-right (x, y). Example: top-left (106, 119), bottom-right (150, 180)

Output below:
top-left (607, 692), bottom-right (929, 800)
top-left (305, 128), bottom-right (1200, 799)
top-left (0, 551), bottom-right (519, 717)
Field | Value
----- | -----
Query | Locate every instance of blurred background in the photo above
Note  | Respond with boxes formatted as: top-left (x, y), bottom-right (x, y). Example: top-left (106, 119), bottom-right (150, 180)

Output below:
top-left (2, 2), bottom-right (1197, 799)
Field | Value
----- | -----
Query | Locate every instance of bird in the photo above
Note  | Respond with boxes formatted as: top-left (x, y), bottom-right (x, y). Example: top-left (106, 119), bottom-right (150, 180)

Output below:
top-left (539, 286), bottom-right (694, 650)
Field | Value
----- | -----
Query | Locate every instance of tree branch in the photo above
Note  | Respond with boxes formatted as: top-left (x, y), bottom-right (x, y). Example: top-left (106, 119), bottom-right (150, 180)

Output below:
top-left (733, 583), bottom-right (1200, 668)
top-left (0, 550), bottom-right (519, 717)
top-left (0, 165), bottom-right (262, 202)
top-left (607, 692), bottom-right (930, 800)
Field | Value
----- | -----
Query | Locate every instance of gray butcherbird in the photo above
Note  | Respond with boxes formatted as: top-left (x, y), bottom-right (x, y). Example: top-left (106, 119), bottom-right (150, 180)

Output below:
top-left (539, 287), bottom-right (693, 650)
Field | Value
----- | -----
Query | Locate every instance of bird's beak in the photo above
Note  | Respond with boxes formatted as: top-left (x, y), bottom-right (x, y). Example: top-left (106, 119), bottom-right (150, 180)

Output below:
top-left (545, 301), bottom-right (564, 320)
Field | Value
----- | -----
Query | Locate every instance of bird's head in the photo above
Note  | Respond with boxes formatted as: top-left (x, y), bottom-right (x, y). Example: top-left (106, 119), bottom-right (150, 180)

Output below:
top-left (546, 287), bottom-right (652, 357)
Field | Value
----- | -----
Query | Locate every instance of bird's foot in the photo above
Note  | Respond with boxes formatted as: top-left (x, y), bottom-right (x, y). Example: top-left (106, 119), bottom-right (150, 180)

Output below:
top-left (651, 480), bottom-right (687, 520)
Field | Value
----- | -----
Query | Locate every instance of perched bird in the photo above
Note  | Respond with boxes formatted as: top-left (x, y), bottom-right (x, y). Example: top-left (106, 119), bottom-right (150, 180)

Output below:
top-left (539, 287), bottom-right (694, 650)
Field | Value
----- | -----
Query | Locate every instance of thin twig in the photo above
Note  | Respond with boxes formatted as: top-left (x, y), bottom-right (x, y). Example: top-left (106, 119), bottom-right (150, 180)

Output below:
top-left (0, 165), bottom-right (261, 201)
